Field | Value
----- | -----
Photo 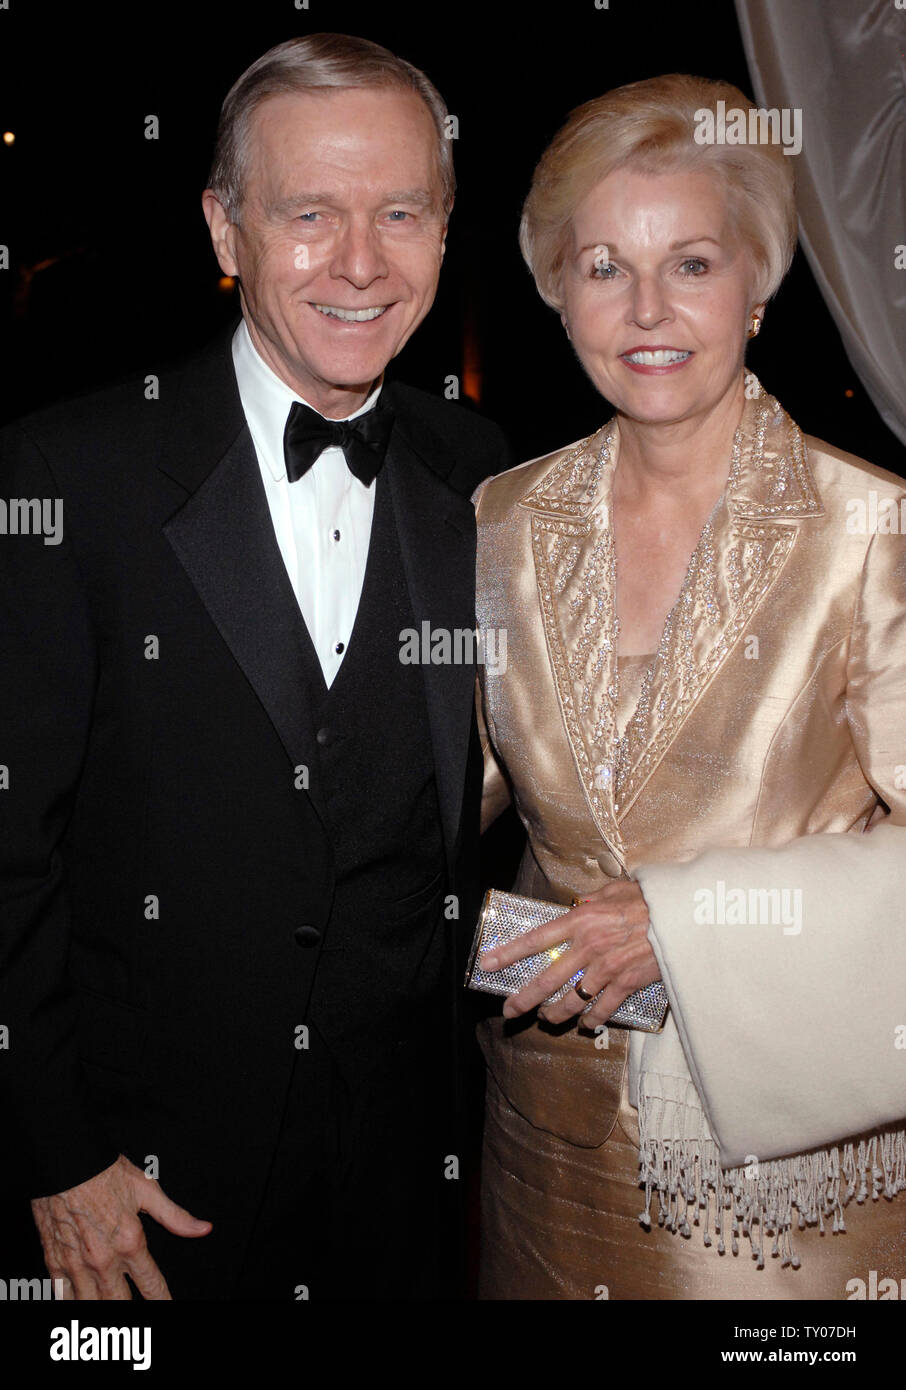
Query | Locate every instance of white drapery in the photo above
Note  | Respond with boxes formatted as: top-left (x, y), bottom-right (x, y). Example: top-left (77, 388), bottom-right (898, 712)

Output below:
top-left (734, 0), bottom-right (906, 447)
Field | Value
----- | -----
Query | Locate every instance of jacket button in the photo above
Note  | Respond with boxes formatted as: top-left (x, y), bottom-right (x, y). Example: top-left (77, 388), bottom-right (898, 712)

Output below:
top-left (316, 727), bottom-right (331, 746)
top-left (294, 925), bottom-right (322, 948)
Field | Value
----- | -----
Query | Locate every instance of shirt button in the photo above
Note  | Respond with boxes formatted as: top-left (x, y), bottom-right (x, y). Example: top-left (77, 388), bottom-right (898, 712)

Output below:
top-left (294, 925), bottom-right (322, 948)
top-left (332, 529), bottom-right (341, 541)
top-left (316, 727), bottom-right (332, 746)
top-left (335, 642), bottom-right (345, 654)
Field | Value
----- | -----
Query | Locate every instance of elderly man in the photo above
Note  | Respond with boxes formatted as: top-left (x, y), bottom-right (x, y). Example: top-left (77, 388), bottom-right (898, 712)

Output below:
top-left (0, 34), bottom-right (510, 1300)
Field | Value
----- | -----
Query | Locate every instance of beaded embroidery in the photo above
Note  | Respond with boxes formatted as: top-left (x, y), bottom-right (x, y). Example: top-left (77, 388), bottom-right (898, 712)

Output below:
top-left (523, 379), bottom-right (818, 835)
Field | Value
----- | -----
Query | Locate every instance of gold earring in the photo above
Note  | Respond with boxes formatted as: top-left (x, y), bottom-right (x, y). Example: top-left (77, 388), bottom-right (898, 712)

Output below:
top-left (747, 313), bottom-right (762, 339)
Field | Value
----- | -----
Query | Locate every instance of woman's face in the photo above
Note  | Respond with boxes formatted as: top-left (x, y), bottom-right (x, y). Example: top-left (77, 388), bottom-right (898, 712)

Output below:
top-left (560, 166), bottom-right (762, 430)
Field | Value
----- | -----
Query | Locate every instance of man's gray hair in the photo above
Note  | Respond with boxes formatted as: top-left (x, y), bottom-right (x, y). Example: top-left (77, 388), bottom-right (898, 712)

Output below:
top-left (207, 33), bottom-right (455, 223)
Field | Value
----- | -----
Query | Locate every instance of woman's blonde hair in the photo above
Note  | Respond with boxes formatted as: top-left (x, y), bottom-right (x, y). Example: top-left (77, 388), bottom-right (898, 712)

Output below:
top-left (520, 73), bottom-right (797, 311)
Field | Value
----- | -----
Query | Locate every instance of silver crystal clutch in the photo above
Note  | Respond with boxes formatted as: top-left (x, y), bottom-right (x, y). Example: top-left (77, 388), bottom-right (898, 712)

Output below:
top-left (465, 888), bottom-right (668, 1032)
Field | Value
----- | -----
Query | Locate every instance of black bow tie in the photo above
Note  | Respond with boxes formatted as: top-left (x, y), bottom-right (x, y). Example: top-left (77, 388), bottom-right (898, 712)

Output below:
top-left (283, 399), bottom-right (394, 488)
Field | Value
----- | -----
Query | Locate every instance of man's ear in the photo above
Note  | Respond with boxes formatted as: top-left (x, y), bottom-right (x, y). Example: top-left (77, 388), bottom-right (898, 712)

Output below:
top-left (202, 189), bottom-right (239, 277)
top-left (440, 201), bottom-right (453, 258)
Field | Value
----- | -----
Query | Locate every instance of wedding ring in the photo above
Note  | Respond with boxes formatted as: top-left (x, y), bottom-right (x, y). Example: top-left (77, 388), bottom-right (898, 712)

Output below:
top-left (574, 979), bottom-right (594, 1002)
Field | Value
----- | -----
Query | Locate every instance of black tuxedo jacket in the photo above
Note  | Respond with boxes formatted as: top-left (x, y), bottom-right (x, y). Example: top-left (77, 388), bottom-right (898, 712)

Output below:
top-left (0, 321), bottom-right (511, 1242)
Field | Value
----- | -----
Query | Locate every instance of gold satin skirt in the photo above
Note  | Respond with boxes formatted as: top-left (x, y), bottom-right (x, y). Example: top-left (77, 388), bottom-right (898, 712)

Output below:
top-left (478, 1017), bottom-right (906, 1301)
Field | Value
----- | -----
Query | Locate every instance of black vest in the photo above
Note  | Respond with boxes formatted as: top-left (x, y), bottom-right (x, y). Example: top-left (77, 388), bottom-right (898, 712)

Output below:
top-left (305, 464), bottom-right (447, 1044)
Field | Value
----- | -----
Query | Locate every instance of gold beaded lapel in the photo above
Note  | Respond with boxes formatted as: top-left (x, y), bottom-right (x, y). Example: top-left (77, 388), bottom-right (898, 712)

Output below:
top-left (518, 378), bottom-right (823, 837)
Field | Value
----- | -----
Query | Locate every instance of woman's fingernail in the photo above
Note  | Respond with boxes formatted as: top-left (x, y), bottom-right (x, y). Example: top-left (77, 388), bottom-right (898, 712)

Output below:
top-left (482, 953), bottom-right (499, 970)
top-left (502, 1001), bottom-right (516, 1018)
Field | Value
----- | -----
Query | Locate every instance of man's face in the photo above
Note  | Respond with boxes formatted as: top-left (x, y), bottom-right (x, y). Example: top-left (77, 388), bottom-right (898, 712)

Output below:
top-left (204, 87), bottom-right (448, 417)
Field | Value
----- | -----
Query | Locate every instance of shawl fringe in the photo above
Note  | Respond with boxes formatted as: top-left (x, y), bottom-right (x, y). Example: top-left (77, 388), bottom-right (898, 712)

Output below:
top-left (636, 1074), bottom-right (906, 1268)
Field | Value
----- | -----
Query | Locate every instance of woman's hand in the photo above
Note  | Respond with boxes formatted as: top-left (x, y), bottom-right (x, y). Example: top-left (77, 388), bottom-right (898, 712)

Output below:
top-left (480, 880), bottom-right (661, 1028)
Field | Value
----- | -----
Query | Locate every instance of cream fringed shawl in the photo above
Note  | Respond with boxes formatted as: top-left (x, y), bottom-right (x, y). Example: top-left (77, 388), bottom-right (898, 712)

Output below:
top-left (632, 822), bottom-right (906, 1266)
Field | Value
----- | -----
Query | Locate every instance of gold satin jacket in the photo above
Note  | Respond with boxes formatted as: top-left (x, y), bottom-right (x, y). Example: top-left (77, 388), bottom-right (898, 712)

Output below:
top-left (475, 380), bottom-right (906, 902)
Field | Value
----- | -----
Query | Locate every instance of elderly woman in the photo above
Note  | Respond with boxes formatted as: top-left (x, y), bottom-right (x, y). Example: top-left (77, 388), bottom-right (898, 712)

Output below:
top-left (473, 74), bottom-right (906, 1300)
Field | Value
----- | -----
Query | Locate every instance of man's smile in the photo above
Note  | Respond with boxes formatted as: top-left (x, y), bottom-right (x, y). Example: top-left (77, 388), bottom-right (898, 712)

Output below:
top-left (312, 303), bottom-right (391, 322)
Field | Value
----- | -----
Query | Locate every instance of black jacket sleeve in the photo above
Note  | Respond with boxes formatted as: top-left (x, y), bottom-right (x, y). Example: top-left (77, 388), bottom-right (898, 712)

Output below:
top-left (0, 422), bottom-right (120, 1197)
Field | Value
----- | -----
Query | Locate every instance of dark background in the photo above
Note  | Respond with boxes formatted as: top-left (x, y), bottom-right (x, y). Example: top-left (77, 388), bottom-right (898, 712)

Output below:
top-left (1, 0), bottom-right (903, 475)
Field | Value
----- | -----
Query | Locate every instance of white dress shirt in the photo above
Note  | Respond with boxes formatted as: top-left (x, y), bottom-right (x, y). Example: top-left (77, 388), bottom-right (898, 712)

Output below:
top-left (232, 319), bottom-right (382, 689)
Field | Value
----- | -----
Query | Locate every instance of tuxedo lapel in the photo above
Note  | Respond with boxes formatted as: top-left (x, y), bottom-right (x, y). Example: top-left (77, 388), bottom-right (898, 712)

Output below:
top-left (383, 414), bottom-right (479, 871)
top-left (162, 418), bottom-right (329, 831)
top-left (157, 334), bottom-right (479, 855)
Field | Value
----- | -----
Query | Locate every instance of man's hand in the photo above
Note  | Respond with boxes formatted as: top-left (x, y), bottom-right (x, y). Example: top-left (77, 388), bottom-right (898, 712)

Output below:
top-left (31, 1155), bottom-right (212, 1300)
